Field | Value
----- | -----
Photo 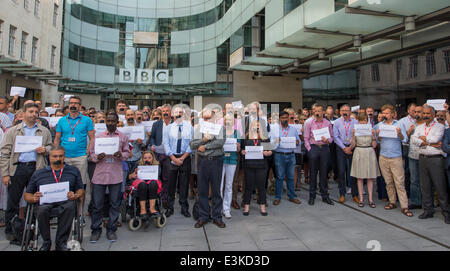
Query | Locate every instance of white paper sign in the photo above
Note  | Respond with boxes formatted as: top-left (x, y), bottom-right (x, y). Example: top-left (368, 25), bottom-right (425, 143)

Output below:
top-left (10, 86), bottom-right (26, 97)
top-left (232, 101), bottom-right (243, 109)
top-left (39, 182), bottom-right (70, 205)
top-left (44, 107), bottom-right (56, 115)
top-left (200, 121), bottom-right (221, 136)
top-left (354, 124), bottom-right (373, 136)
top-left (63, 95), bottom-right (74, 102)
top-left (118, 115), bottom-right (126, 123)
top-left (129, 105), bottom-right (138, 111)
top-left (137, 166), bottom-right (159, 180)
top-left (245, 146), bottom-right (263, 160)
top-left (379, 124), bottom-right (398, 138)
top-left (47, 117), bottom-right (62, 128)
top-left (127, 126), bottom-right (145, 140)
top-left (427, 99), bottom-right (446, 111)
top-left (291, 124), bottom-right (302, 135)
top-left (95, 137), bottom-right (119, 155)
top-left (224, 138), bottom-right (237, 152)
top-left (351, 105), bottom-right (360, 112)
top-left (312, 127), bottom-right (331, 141)
top-left (280, 137), bottom-right (296, 149)
top-left (14, 136), bottom-right (42, 153)
top-left (142, 121), bottom-right (155, 133)
top-left (94, 123), bottom-right (107, 135)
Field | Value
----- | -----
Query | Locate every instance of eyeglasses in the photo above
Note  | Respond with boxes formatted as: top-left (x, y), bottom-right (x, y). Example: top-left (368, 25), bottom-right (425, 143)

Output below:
top-left (69, 102), bottom-right (80, 105)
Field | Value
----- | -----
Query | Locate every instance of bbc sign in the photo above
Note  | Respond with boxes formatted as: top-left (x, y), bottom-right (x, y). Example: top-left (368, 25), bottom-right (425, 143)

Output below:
top-left (119, 69), bottom-right (169, 84)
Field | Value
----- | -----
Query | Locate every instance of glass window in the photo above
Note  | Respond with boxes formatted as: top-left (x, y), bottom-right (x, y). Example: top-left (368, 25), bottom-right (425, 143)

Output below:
top-left (53, 4), bottom-right (58, 27)
top-left (138, 18), bottom-right (158, 32)
top-left (284, 0), bottom-right (305, 15)
top-left (34, 0), bottom-right (39, 16)
top-left (50, 45), bottom-right (56, 69)
top-left (20, 31), bottom-right (27, 60)
top-left (408, 56), bottom-right (418, 78)
top-left (444, 50), bottom-right (450, 73)
top-left (426, 51), bottom-right (436, 76)
top-left (371, 63), bottom-right (380, 82)
top-left (0, 20), bottom-right (3, 53)
top-left (31, 37), bottom-right (38, 63)
top-left (8, 25), bottom-right (16, 56)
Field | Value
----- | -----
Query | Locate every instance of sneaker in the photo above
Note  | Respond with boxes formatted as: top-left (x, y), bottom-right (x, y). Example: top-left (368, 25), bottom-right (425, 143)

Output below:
top-left (106, 231), bottom-right (117, 242)
top-left (224, 212), bottom-right (232, 219)
top-left (90, 231), bottom-right (101, 243)
top-left (346, 188), bottom-right (352, 194)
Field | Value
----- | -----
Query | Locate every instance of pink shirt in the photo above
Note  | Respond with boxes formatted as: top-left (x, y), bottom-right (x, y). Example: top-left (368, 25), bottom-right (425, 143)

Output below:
top-left (89, 130), bottom-right (130, 185)
top-left (304, 118), bottom-right (334, 151)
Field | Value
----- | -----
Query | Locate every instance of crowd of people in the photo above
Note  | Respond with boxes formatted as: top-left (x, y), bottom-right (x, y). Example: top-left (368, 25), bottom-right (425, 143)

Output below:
top-left (0, 94), bottom-right (449, 251)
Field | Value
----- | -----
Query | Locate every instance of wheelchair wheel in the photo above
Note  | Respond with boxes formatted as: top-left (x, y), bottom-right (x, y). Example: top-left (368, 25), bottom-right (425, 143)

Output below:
top-left (74, 216), bottom-right (84, 244)
top-left (128, 217), bottom-right (142, 231)
top-left (155, 213), bottom-right (166, 228)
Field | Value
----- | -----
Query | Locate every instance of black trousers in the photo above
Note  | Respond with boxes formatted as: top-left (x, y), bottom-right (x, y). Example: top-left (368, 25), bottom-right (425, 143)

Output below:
top-left (336, 147), bottom-right (357, 197)
top-left (167, 156), bottom-right (191, 211)
top-left (5, 163), bottom-right (36, 234)
top-left (308, 145), bottom-right (330, 199)
top-left (419, 156), bottom-right (450, 216)
top-left (243, 167), bottom-right (267, 205)
top-left (328, 142), bottom-right (338, 178)
top-left (137, 181), bottom-right (159, 201)
top-left (198, 156), bottom-right (223, 222)
top-left (36, 200), bottom-right (76, 248)
top-left (156, 154), bottom-right (169, 204)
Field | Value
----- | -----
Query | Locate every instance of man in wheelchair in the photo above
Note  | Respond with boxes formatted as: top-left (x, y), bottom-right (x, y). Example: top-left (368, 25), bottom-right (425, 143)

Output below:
top-left (24, 145), bottom-right (84, 251)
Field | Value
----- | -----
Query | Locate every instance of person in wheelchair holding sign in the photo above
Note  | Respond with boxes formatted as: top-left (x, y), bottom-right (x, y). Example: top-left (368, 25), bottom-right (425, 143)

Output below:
top-left (127, 151), bottom-right (162, 229)
top-left (24, 145), bottom-right (84, 251)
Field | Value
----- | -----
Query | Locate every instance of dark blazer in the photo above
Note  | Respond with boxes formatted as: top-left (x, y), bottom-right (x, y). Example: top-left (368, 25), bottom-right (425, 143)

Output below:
top-left (150, 119), bottom-right (165, 147)
top-left (442, 128), bottom-right (450, 170)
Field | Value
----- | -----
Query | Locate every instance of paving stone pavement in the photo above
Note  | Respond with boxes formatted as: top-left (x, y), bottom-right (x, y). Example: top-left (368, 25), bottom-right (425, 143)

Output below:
top-left (1, 181), bottom-right (449, 251)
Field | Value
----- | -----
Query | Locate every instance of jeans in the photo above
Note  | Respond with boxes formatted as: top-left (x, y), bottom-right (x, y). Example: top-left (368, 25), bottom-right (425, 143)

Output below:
top-left (336, 147), bottom-right (357, 197)
top-left (221, 163), bottom-right (237, 214)
top-left (408, 158), bottom-right (421, 206)
top-left (91, 182), bottom-right (122, 233)
top-left (376, 176), bottom-right (388, 200)
top-left (274, 153), bottom-right (297, 200)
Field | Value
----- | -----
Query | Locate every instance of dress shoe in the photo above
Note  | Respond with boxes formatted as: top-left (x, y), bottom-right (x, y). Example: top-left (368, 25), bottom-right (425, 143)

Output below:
top-left (181, 209), bottom-right (191, 218)
top-left (106, 231), bottom-right (117, 242)
top-left (322, 198), bottom-right (335, 205)
top-left (338, 195), bottom-right (345, 203)
top-left (308, 198), bottom-right (315, 205)
top-left (260, 211), bottom-right (268, 216)
top-left (288, 198), bottom-right (301, 204)
top-left (90, 230), bottom-right (101, 243)
top-left (194, 220), bottom-right (207, 228)
top-left (273, 199), bottom-right (281, 205)
top-left (418, 212), bottom-right (434, 219)
top-left (231, 200), bottom-right (240, 209)
top-left (213, 220), bottom-right (226, 228)
top-left (408, 204), bottom-right (421, 210)
top-left (352, 196), bottom-right (359, 204)
top-left (165, 208), bottom-right (174, 218)
top-left (243, 211), bottom-right (249, 216)
top-left (55, 244), bottom-right (70, 251)
top-left (39, 240), bottom-right (52, 251)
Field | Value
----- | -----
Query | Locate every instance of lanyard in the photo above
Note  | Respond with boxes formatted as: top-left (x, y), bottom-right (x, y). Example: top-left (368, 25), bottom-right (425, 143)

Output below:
top-left (342, 119), bottom-right (352, 137)
top-left (424, 121), bottom-right (435, 137)
top-left (407, 115), bottom-right (415, 123)
top-left (281, 125), bottom-right (290, 137)
top-left (67, 116), bottom-right (81, 135)
top-left (52, 166), bottom-right (64, 183)
top-left (253, 140), bottom-right (259, 146)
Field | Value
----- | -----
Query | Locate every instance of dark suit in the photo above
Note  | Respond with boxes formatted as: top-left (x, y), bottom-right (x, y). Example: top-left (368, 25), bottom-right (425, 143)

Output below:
top-left (442, 128), bottom-right (450, 188)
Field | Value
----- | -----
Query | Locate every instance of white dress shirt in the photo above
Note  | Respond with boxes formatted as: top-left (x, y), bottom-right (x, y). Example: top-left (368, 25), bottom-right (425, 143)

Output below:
top-left (411, 121), bottom-right (445, 156)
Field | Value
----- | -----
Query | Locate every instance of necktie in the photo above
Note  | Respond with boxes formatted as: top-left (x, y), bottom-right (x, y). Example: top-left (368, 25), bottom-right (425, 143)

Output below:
top-left (176, 125), bottom-right (182, 154)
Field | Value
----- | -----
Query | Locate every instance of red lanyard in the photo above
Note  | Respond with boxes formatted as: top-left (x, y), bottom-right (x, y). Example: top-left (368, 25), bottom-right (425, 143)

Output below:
top-left (408, 115), bottom-right (415, 123)
top-left (424, 121), bottom-right (435, 137)
top-left (343, 119), bottom-right (352, 137)
top-left (253, 140), bottom-right (259, 146)
top-left (67, 116), bottom-right (81, 135)
top-left (281, 125), bottom-right (290, 137)
top-left (52, 167), bottom-right (64, 183)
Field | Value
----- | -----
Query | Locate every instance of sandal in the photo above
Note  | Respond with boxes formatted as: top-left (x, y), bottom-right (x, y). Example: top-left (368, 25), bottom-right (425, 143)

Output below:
top-left (369, 202), bottom-right (376, 208)
top-left (384, 203), bottom-right (396, 210)
top-left (401, 208), bottom-right (414, 217)
top-left (358, 201), bottom-right (364, 208)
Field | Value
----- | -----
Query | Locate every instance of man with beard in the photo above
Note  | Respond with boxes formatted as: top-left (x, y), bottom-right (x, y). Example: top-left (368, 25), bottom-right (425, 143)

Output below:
top-left (406, 105), bottom-right (423, 210)
top-left (54, 96), bottom-right (94, 216)
top-left (366, 107), bottom-right (377, 128)
top-left (399, 103), bottom-right (417, 198)
top-left (24, 145), bottom-right (85, 251)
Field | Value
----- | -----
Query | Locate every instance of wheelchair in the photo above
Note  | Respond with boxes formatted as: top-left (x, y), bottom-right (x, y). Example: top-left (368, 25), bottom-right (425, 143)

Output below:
top-left (120, 180), bottom-right (167, 231)
top-left (20, 200), bottom-right (84, 251)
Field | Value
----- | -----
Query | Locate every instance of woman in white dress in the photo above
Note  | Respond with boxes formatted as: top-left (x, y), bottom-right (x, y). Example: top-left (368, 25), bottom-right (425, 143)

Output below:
top-left (350, 113), bottom-right (380, 208)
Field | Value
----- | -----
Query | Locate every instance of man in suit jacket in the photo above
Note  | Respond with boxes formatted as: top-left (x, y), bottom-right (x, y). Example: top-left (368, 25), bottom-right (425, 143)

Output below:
top-left (149, 104), bottom-right (172, 208)
top-left (442, 127), bottom-right (450, 189)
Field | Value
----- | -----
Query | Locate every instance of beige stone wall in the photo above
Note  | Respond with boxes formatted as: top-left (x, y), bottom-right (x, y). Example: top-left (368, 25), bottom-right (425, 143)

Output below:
top-left (190, 71), bottom-right (302, 109)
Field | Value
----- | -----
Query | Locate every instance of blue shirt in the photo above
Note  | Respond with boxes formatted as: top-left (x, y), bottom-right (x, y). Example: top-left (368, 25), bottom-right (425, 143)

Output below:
top-left (274, 124), bottom-right (301, 153)
top-left (333, 117), bottom-right (359, 150)
top-left (163, 121), bottom-right (193, 156)
top-left (375, 120), bottom-right (407, 158)
top-left (18, 122), bottom-right (38, 162)
top-left (56, 113), bottom-right (94, 158)
top-left (7, 112), bottom-right (14, 123)
top-left (26, 164), bottom-right (84, 195)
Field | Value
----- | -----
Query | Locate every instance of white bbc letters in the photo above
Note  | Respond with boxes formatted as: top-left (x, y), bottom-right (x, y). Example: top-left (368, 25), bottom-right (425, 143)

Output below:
top-left (119, 69), bottom-right (169, 84)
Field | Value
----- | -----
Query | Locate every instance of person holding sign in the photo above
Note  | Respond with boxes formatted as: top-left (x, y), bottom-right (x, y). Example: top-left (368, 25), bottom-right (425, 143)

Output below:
top-left (220, 115), bottom-right (241, 218)
top-left (89, 112), bottom-right (130, 242)
top-left (350, 114), bottom-right (380, 208)
top-left (24, 145), bottom-right (84, 251)
top-left (241, 120), bottom-right (272, 216)
top-left (303, 104), bottom-right (334, 206)
top-left (127, 151), bottom-right (161, 229)
top-left (124, 109), bottom-right (147, 171)
top-left (272, 111), bottom-right (301, 206)
top-left (375, 104), bottom-right (412, 217)
top-left (333, 104), bottom-right (359, 204)
top-left (163, 105), bottom-right (193, 218)
top-left (0, 103), bottom-right (52, 242)
top-left (190, 108), bottom-right (226, 229)
top-left (411, 105), bottom-right (450, 224)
